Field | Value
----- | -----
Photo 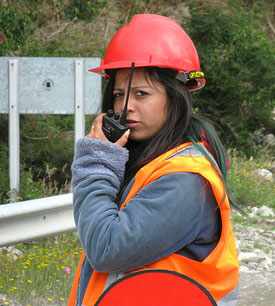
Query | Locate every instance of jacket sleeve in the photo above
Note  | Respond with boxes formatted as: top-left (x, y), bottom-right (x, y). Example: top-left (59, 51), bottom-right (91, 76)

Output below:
top-left (72, 138), bottom-right (219, 273)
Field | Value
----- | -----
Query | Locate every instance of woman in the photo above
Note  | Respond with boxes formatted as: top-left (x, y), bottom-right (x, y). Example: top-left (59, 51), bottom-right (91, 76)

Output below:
top-left (69, 14), bottom-right (239, 306)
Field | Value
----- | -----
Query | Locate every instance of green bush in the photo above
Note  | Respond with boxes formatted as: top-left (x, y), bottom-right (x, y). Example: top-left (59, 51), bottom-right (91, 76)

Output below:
top-left (20, 115), bottom-right (75, 188)
top-left (227, 148), bottom-right (275, 210)
top-left (183, 1), bottom-right (275, 153)
top-left (0, 114), bottom-right (75, 203)
top-left (0, 2), bottom-right (34, 55)
top-left (0, 115), bottom-right (9, 203)
top-left (64, 0), bottom-right (109, 21)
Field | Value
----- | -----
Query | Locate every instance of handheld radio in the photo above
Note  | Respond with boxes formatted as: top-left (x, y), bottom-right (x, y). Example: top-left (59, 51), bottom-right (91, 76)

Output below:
top-left (102, 62), bottom-right (135, 143)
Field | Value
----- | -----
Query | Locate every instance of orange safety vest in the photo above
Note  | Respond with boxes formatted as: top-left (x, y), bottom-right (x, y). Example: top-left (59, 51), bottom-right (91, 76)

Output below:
top-left (69, 142), bottom-right (239, 306)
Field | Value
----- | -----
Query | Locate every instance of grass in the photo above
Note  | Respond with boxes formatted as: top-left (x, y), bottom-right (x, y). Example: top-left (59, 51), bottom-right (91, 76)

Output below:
top-left (227, 148), bottom-right (275, 211)
top-left (0, 147), bottom-right (274, 305)
top-left (253, 240), bottom-right (271, 254)
top-left (0, 233), bottom-right (82, 306)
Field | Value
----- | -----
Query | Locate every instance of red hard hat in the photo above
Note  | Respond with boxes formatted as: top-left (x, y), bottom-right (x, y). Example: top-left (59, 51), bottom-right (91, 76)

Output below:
top-left (89, 14), bottom-right (205, 91)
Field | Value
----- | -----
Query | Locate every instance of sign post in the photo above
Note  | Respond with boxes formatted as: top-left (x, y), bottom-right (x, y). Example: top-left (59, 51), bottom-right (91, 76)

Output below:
top-left (0, 57), bottom-right (101, 202)
top-left (9, 59), bottom-right (20, 202)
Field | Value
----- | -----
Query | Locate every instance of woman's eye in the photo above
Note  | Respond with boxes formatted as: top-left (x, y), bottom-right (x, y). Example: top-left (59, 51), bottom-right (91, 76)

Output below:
top-left (113, 92), bottom-right (124, 99)
top-left (136, 91), bottom-right (147, 97)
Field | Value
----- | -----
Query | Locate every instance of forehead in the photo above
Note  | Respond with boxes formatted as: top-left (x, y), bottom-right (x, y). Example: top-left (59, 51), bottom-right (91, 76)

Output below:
top-left (114, 68), bottom-right (164, 92)
top-left (115, 68), bottom-right (147, 85)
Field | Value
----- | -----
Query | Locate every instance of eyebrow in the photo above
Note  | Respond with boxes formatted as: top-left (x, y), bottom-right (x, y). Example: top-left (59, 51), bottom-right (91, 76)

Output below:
top-left (113, 85), bottom-right (151, 91)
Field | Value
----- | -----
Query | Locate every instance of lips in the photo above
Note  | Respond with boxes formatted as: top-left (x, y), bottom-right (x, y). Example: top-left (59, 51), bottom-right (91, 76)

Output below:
top-left (127, 119), bottom-right (139, 128)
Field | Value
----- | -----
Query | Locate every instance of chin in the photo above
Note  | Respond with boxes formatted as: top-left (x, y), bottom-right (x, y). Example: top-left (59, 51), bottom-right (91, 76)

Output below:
top-left (129, 133), bottom-right (151, 142)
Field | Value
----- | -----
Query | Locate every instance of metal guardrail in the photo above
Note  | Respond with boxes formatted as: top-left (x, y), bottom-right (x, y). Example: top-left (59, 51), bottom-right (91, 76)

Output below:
top-left (0, 194), bottom-right (76, 247)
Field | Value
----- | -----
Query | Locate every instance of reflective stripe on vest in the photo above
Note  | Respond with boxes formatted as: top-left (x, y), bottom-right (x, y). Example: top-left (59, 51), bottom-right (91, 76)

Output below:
top-left (68, 142), bottom-right (239, 306)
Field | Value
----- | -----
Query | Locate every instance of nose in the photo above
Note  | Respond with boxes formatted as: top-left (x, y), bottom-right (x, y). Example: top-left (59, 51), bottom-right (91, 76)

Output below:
top-left (121, 91), bottom-right (134, 113)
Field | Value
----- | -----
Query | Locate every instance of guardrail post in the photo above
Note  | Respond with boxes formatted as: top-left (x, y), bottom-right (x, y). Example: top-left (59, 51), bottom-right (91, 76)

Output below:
top-left (75, 59), bottom-right (85, 147)
top-left (9, 59), bottom-right (20, 202)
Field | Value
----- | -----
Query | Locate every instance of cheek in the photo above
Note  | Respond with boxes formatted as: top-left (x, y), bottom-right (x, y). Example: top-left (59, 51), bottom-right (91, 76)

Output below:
top-left (146, 105), bottom-right (168, 132)
top-left (158, 112), bottom-right (168, 129)
top-left (157, 98), bottom-right (169, 123)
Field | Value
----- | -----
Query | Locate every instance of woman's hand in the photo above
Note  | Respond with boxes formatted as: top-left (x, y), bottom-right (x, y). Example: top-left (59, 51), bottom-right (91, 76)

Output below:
top-left (86, 113), bottom-right (130, 147)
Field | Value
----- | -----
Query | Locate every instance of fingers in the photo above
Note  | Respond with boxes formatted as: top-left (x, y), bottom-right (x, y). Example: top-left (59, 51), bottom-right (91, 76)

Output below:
top-left (86, 114), bottom-right (108, 141)
top-left (93, 114), bottom-right (105, 131)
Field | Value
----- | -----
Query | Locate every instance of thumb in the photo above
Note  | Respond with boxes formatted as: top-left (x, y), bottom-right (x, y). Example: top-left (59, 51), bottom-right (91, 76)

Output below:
top-left (115, 129), bottom-right (130, 147)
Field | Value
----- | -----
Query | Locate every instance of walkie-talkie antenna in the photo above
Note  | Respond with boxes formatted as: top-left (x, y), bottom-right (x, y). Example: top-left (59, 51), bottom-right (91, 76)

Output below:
top-left (120, 62), bottom-right (135, 125)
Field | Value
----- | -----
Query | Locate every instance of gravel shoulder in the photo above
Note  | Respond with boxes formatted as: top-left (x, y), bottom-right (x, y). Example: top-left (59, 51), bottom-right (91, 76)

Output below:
top-left (234, 216), bottom-right (275, 306)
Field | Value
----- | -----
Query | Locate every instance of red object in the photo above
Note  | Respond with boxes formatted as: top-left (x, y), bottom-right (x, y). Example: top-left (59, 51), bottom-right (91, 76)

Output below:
top-left (95, 270), bottom-right (217, 306)
top-left (89, 14), bottom-right (205, 91)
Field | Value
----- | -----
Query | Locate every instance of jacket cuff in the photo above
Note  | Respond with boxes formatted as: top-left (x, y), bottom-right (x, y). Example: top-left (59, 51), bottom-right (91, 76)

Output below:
top-left (71, 137), bottom-right (129, 185)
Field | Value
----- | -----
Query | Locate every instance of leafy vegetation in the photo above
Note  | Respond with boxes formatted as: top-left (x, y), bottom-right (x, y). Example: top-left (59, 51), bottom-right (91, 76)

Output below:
top-left (227, 148), bottom-right (275, 210)
top-left (182, 0), bottom-right (275, 152)
top-left (64, 0), bottom-right (109, 21)
top-left (0, 1), bottom-right (34, 56)
top-left (0, 115), bottom-right (75, 203)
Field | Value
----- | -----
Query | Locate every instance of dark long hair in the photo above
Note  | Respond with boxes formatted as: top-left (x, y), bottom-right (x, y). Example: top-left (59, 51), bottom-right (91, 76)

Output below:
top-left (102, 67), bottom-right (242, 212)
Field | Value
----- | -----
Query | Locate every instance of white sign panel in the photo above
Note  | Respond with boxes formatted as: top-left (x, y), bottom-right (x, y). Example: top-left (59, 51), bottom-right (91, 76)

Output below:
top-left (0, 57), bottom-right (102, 114)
